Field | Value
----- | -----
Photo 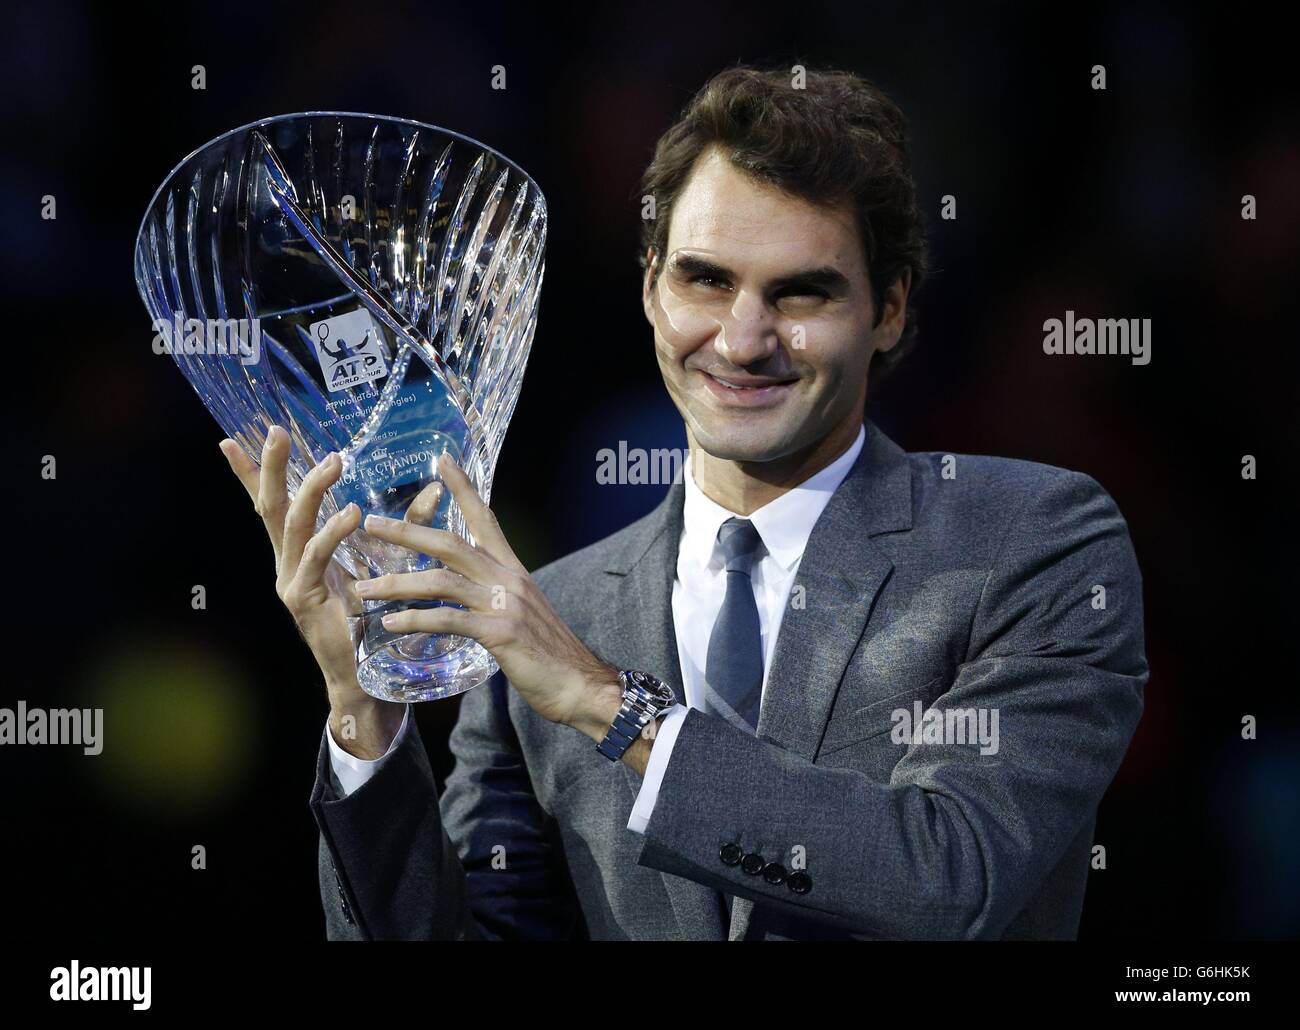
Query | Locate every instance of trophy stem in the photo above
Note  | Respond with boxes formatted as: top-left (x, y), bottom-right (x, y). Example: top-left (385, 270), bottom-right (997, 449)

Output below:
top-left (352, 598), bottom-right (500, 703)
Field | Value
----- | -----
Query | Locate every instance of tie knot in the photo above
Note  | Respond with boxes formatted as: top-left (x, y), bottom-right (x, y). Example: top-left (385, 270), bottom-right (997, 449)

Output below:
top-left (716, 517), bottom-right (763, 573)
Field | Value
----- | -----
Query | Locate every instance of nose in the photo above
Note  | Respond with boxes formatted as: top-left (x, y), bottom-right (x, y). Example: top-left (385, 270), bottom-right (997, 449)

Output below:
top-left (715, 287), bottom-right (779, 367)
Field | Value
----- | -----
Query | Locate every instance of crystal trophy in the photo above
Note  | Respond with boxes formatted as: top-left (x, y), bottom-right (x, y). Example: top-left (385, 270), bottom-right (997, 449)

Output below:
top-left (133, 113), bottom-right (546, 701)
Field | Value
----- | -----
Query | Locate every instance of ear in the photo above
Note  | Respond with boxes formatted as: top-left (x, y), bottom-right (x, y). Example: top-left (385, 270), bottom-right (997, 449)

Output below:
top-left (641, 248), bottom-right (660, 327)
top-left (871, 267), bottom-right (912, 354)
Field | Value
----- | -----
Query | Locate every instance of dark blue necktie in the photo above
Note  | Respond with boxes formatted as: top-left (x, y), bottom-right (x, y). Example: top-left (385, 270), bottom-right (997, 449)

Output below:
top-left (703, 517), bottom-right (765, 735)
top-left (703, 517), bottom-right (765, 928)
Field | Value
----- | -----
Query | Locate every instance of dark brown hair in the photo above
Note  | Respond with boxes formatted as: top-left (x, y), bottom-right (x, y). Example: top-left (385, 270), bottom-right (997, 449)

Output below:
top-left (638, 62), bottom-right (928, 377)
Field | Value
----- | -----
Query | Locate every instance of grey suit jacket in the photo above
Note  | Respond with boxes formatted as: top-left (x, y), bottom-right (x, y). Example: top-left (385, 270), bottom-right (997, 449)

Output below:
top-left (309, 420), bottom-right (1147, 940)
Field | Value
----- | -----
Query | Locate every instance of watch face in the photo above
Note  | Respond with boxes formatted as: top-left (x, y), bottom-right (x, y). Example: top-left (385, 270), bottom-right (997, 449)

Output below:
top-left (624, 670), bottom-right (676, 705)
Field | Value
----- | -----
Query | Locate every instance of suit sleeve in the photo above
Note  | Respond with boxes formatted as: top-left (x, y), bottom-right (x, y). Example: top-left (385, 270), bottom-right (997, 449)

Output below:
top-left (634, 470), bottom-right (1147, 939)
top-left (310, 670), bottom-right (581, 940)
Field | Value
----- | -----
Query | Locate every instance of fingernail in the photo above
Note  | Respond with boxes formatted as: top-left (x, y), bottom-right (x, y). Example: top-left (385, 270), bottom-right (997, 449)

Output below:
top-left (381, 613), bottom-right (396, 627)
top-left (364, 514), bottom-right (392, 530)
top-left (355, 580), bottom-right (372, 595)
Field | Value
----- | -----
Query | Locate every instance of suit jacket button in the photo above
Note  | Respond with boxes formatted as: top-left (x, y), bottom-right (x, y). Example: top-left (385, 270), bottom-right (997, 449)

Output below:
top-left (787, 871), bottom-right (813, 895)
top-left (740, 852), bottom-right (765, 875)
top-left (762, 862), bottom-right (787, 885)
top-left (719, 843), bottom-right (743, 866)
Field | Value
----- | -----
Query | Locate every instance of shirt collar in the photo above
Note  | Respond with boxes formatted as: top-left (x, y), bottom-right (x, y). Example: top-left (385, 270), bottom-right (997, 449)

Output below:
top-left (680, 423), bottom-right (866, 573)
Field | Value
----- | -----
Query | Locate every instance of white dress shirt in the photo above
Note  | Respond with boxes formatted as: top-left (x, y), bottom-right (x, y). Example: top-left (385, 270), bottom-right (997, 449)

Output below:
top-left (325, 425), bottom-right (867, 817)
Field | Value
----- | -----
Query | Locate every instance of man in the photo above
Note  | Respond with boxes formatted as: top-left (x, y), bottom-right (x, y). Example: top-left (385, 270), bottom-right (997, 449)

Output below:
top-left (221, 64), bottom-right (1147, 940)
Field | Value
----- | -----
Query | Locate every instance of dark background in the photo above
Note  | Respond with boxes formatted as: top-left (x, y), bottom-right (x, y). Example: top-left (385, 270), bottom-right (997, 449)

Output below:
top-left (2, 0), bottom-right (1296, 940)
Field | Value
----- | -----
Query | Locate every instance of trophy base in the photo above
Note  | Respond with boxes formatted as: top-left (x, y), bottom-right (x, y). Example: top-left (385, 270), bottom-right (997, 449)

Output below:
top-left (354, 601), bottom-right (500, 703)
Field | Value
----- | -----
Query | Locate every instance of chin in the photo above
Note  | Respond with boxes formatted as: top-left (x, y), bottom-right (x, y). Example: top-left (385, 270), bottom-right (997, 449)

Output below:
top-left (689, 420), bottom-right (803, 464)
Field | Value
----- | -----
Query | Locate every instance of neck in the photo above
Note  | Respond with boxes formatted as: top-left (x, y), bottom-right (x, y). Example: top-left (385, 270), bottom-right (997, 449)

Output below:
top-left (688, 417), bottom-right (863, 516)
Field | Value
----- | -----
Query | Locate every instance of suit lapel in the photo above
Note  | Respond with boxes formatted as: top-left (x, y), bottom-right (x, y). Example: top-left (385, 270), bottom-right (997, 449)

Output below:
top-left (604, 480), bottom-right (729, 941)
top-left (729, 421), bottom-right (912, 940)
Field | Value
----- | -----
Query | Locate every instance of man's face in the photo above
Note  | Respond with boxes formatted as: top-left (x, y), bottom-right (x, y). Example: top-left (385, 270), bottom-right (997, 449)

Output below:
top-left (642, 146), bottom-right (905, 465)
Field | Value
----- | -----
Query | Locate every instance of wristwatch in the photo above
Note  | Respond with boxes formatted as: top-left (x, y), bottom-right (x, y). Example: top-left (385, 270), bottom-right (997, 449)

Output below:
top-left (596, 670), bottom-right (678, 761)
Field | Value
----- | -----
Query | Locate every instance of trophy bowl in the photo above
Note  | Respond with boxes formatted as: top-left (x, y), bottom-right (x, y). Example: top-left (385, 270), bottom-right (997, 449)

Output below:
top-left (133, 113), bottom-right (546, 702)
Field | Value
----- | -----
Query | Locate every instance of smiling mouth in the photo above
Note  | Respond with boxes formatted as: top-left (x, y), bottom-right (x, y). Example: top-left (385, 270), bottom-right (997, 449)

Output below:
top-left (698, 369), bottom-right (799, 405)
top-left (705, 370), bottom-right (798, 389)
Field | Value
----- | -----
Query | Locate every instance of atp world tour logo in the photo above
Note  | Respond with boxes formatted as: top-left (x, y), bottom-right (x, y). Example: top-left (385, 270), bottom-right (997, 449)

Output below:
top-left (311, 309), bottom-right (389, 392)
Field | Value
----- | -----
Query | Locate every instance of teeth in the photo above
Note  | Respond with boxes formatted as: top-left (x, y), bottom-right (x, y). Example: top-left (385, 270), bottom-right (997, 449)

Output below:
top-left (710, 374), bottom-right (791, 390)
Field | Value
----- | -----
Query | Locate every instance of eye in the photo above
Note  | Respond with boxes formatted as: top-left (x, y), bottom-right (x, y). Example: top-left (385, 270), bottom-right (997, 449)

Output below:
top-left (690, 275), bottom-right (729, 290)
top-left (776, 288), bottom-right (829, 304)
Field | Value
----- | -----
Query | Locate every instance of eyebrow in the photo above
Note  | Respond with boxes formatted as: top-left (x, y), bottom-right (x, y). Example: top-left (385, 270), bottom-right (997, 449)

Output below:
top-left (667, 253), bottom-right (852, 293)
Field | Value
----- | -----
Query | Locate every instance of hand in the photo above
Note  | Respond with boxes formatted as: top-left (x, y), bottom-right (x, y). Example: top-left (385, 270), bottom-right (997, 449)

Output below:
top-left (357, 452), bottom-right (623, 734)
top-left (219, 426), bottom-right (404, 758)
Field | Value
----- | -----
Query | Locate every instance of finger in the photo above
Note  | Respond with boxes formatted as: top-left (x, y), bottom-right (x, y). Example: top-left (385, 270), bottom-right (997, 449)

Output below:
top-left (255, 426), bottom-right (292, 559)
top-left (362, 515), bottom-right (498, 584)
top-left (293, 501), bottom-right (363, 592)
top-left (436, 452), bottom-right (522, 570)
top-left (281, 450), bottom-right (343, 577)
top-left (405, 481), bottom-right (442, 528)
top-left (380, 604), bottom-right (484, 639)
top-left (219, 438), bottom-right (260, 502)
top-left (356, 567), bottom-right (492, 609)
